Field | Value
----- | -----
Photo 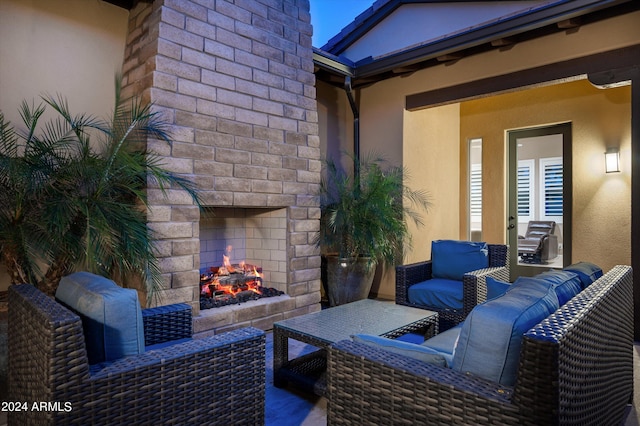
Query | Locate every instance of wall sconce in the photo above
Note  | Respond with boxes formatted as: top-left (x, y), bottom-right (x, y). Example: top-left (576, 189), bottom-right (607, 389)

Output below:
top-left (605, 147), bottom-right (620, 173)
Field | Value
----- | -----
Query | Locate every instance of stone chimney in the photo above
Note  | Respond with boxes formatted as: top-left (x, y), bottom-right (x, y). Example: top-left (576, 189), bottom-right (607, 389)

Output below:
top-left (119, 0), bottom-right (321, 324)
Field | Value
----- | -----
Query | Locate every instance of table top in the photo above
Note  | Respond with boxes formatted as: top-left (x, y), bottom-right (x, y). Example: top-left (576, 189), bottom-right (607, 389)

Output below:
top-left (274, 299), bottom-right (436, 344)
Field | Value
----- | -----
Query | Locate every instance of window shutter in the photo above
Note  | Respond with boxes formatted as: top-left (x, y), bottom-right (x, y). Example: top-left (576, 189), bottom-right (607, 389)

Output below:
top-left (470, 165), bottom-right (482, 222)
top-left (541, 159), bottom-right (563, 219)
top-left (517, 160), bottom-right (535, 222)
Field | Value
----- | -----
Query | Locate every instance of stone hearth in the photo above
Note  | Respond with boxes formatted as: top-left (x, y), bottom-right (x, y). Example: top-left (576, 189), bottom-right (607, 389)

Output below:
top-left (119, 0), bottom-right (321, 331)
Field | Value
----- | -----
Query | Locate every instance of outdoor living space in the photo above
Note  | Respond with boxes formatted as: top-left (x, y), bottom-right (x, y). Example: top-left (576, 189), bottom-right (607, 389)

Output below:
top-left (1, 0), bottom-right (640, 424)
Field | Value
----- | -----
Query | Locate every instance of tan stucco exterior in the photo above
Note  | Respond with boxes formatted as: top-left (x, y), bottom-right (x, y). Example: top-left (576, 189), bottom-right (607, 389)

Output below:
top-left (0, 0), bottom-right (128, 126)
top-left (317, 8), bottom-right (638, 299)
top-left (0, 0), bottom-right (129, 291)
top-left (460, 80), bottom-right (631, 273)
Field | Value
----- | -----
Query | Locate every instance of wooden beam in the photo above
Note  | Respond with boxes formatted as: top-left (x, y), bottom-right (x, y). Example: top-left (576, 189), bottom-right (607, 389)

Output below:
top-left (406, 44), bottom-right (640, 110)
top-left (557, 18), bottom-right (582, 29)
top-left (491, 38), bottom-right (515, 47)
top-left (436, 53), bottom-right (464, 62)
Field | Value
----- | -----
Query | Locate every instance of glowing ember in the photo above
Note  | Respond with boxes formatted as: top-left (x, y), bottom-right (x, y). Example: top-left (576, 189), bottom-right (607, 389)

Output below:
top-left (199, 245), bottom-right (283, 309)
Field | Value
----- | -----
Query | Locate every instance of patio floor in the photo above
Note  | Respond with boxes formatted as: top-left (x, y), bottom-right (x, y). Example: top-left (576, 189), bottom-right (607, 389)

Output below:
top-left (0, 327), bottom-right (638, 425)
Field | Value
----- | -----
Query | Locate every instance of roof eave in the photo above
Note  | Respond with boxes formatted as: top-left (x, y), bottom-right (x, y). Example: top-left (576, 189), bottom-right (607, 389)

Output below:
top-left (313, 48), bottom-right (355, 78)
top-left (353, 0), bottom-right (633, 79)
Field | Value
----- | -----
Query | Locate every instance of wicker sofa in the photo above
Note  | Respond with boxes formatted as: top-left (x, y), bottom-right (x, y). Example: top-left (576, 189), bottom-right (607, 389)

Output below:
top-left (396, 242), bottom-right (509, 330)
top-left (328, 265), bottom-right (633, 425)
top-left (8, 283), bottom-right (266, 426)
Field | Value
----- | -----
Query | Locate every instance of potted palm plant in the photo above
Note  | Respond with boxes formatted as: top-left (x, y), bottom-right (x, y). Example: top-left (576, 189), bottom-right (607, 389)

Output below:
top-left (317, 152), bottom-right (430, 306)
top-left (0, 77), bottom-right (200, 302)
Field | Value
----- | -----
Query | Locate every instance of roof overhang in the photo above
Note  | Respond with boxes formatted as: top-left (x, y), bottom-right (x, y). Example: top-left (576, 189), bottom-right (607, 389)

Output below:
top-left (314, 0), bottom-right (640, 88)
top-left (103, 0), bottom-right (149, 10)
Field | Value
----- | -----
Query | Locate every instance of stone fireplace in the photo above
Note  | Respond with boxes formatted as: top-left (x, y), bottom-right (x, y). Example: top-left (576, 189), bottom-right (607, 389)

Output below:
top-left (119, 0), bottom-right (321, 333)
top-left (200, 207), bottom-right (288, 293)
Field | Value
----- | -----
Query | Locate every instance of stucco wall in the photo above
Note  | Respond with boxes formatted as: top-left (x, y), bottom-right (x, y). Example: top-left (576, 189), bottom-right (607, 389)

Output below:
top-left (403, 104), bottom-right (460, 263)
top-left (0, 0), bottom-right (129, 292)
top-left (316, 80), bottom-right (353, 166)
top-left (317, 9), bottom-right (638, 298)
top-left (0, 0), bottom-right (128, 125)
top-left (460, 79), bottom-right (631, 272)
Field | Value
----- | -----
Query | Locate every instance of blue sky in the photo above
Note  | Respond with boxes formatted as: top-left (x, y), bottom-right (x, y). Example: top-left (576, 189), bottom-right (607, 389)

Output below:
top-left (310, 0), bottom-right (375, 47)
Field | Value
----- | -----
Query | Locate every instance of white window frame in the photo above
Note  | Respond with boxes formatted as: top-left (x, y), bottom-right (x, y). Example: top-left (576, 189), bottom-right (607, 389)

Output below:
top-left (517, 159), bottom-right (535, 223)
top-left (539, 156), bottom-right (563, 223)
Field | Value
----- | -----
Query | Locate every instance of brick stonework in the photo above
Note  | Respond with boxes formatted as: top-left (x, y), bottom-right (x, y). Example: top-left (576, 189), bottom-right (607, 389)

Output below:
top-left (121, 0), bottom-right (320, 327)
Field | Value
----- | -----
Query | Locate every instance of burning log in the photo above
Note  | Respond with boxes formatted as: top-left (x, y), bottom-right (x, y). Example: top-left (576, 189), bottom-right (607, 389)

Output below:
top-left (199, 246), bottom-right (283, 310)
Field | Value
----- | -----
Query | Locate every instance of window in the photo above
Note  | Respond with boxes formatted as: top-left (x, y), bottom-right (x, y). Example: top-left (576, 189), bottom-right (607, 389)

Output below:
top-left (468, 138), bottom-right (482, 239)
top-left (517, 159), bottom-right (535, 222)
top-left (539, 157), bottom-right (563, 221)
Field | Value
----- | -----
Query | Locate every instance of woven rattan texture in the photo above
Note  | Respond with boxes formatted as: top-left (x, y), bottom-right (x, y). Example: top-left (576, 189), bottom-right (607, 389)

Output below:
top-left (328, 265), bottom-right (633, 425)
top-left (273, 300), bottom-right (438, 396)
top-left (514, 265), bottom-right (633, 425)
top-left (8, 284), bottom-right (266, 426)
top-left (396, 244), bottom-right (509, 330)
top-left (141, 302), bottom-right (192, 346)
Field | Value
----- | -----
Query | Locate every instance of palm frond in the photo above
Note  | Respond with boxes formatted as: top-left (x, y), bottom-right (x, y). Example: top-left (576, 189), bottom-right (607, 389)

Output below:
top-left (318, 151), bottom-right (431, 266)
top-left (0, 77), bottom-right (201, 299)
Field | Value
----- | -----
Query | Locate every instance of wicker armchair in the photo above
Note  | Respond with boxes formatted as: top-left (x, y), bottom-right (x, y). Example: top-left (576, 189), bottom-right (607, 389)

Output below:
top-left (329, 265), bottom-right (633, 425)
top-left (396, 243), bottom-right (509, 330)
top-left (8, 284), bottom-right (265, 426)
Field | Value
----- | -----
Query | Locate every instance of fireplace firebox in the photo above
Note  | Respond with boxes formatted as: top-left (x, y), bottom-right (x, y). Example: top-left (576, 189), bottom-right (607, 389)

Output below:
top-left (199, 208), bottom-right (287, 309)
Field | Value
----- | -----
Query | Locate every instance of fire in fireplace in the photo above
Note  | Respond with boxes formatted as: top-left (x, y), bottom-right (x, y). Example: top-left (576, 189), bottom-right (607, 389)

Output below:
top-left (199, 245), bottom-right (284, 310)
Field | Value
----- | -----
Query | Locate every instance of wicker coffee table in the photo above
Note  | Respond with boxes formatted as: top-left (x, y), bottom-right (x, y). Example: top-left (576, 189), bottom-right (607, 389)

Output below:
top-left (273, 299), bottom-right (438, 396)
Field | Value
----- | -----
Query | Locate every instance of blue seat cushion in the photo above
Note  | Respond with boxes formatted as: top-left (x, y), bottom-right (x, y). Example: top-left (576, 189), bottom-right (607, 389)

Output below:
top-left (55, 272), bottom-right (145, 364)
top-left (421, 324), bottom-right (462, 367)
top-left (452, 283), bottom-right (559, 386)
top-left (351, 334), bottom-right (447, 367)
top-left (563, 261), bottom-right (603, 289)
top-left (431, 240), bottom-right (489, 281)
top-left (407, 278), bottom-right (463, 310)
top-left (486, 276), bottom-right (511, 300)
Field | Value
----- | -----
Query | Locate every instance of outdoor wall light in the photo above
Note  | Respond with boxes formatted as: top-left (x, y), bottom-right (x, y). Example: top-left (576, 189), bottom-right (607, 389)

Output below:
top-left (605, 147), bottom-right (620, 173)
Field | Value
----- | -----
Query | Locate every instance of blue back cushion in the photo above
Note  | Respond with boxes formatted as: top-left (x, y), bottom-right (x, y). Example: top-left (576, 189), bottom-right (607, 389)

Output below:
top-left (407, 278), bottom-right (463, 310)
top-left (431, 240), bottom-right (489, 281)
top-left (486, 276), bottom-right (511, 300)
top-left (452, 283), bottom-right (559, 386)
top-left (563, 262), bottom-right (603, 289)
top-left (508, 271), bottom-right (581, 306)
top-left (56, 272), bottom-right (145, 364)
top-left (532, 270), bottom-right (582, 306)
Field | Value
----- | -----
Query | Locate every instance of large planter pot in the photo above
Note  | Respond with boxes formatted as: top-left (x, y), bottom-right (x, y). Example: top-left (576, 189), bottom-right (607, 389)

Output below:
top-left (325, 256), bottom-right (376, 306)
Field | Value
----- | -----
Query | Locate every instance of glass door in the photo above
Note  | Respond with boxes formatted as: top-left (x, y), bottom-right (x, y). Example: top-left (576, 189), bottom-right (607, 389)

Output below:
top-left (507, 123), bottom-right (572, 279)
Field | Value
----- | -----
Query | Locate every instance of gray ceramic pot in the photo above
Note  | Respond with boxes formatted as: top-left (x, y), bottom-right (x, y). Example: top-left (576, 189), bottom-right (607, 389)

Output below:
top-left (325, 256), bottom-right (376, 306)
